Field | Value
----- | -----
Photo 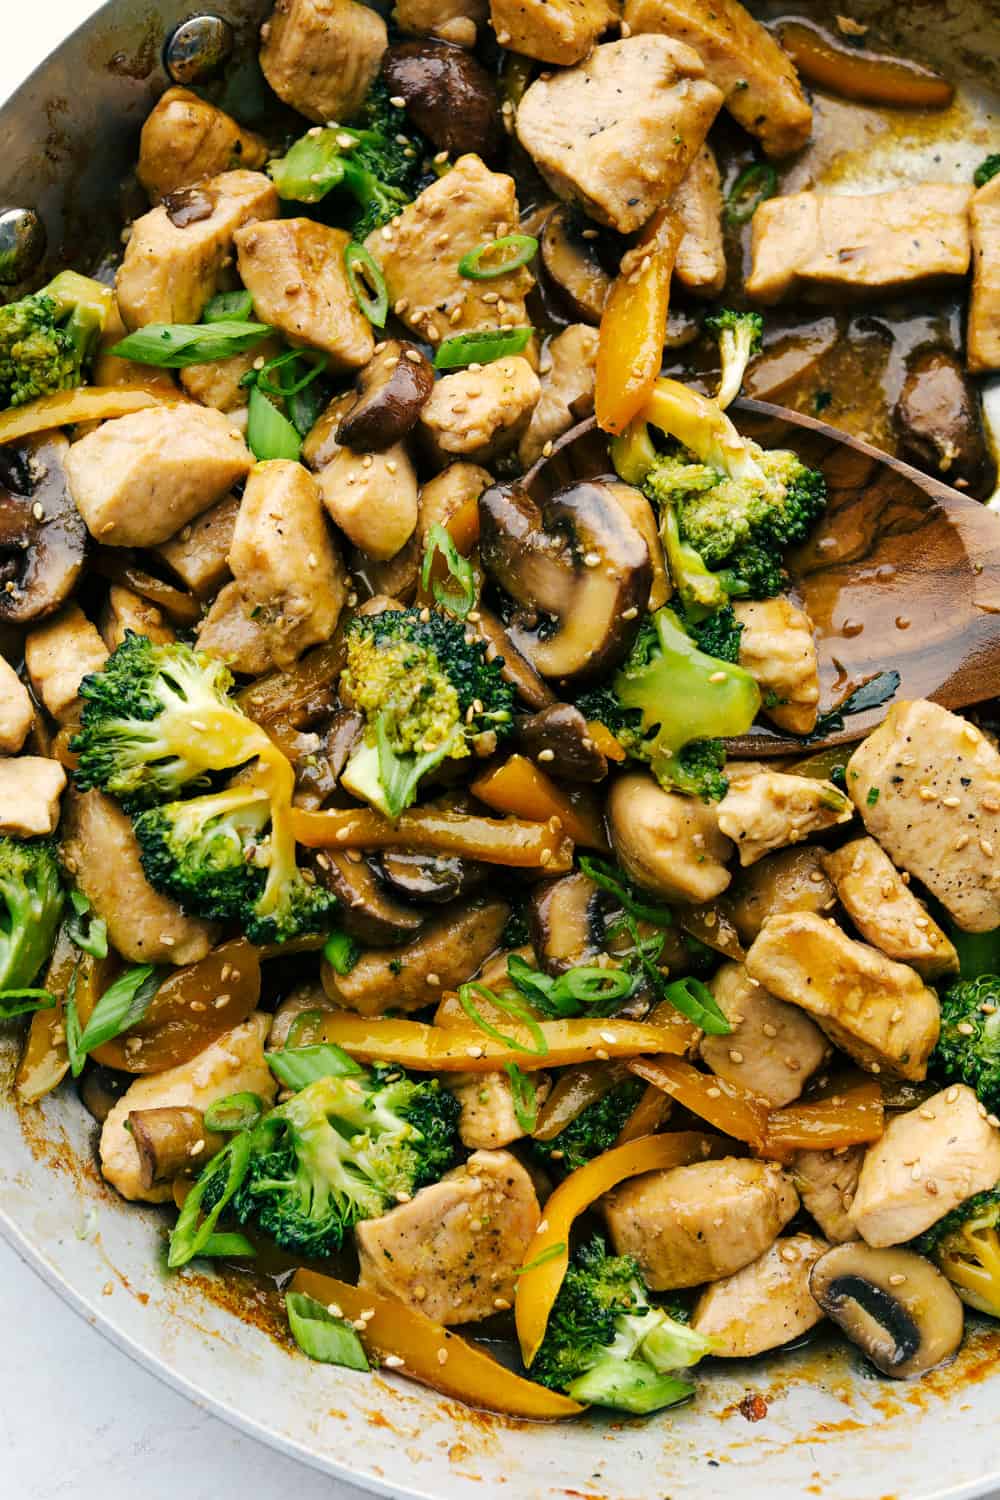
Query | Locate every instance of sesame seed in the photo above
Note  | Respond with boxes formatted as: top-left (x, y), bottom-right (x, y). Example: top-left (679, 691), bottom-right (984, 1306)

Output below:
top-left (496, 28), bottom-right (511, 42)
top-left (957, 1021), bottom-right (975, 1035)
top-left (437, 1347), bottom-right (449, 1365)
top-left (620, 20), bottom-right (632, 35)
top-left (989, 1115), bottom-right (1000, 1129)
top-left (594, 1048), bottom-right (609, 1060)
top-left (955, 832), bottom-right (971, 850)
top-left (919, 787), bottom-right (936, 802)
top-left (706, 1086), bottom-right (721, 1098)
top-left (981, 839), bottom-right (995, 857)
top-left (384, 1354), bottom-right (405, 1368)
top-left (412, 1285), bottom-right (427, 1301)
top-left (888, 1273), bottom-right (906, 1287)
top-left (942, 795), bottom-right (961, 807)
top-left (925, 1178), bottom-right (939, 1196)
top-left (600, 1031), bottom-right (617, 1045)
top-left (911, 1162), bottom-right (923, 1181)
top-left (728, 1049), bottom-right (744, 1063)
top-left (537, 748), bottom-right (555, 763)
top-left (467, 1045), bottom-right (484, 1058)
top-left (762, 1023), bottom-right (778, 1038)
top-left (542, 439), bottom-right (554, 457)
top-left (493, 1296), bottom-right (511, 1310)
top-left (389, 95), bottom-right (406, 108)
top-left (394, 297), bottom-right (409, 314)
top-left (709, 670), bottom-right (728, 684)
top-left (326, 1303), bottom-right (343, 1318)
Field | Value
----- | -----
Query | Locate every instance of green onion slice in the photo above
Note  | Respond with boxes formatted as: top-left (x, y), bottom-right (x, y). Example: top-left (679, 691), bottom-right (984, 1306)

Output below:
top-left (434, 326), bottom-right (533, 370)
top-left (203, 290), bottom-right (255, 323)
top-left (109, 320), bottom-right (272, 367)
top-left (506, 953), bottom-right (638, 1020)
top-left (203, 1091), bottom-right (264, 1133)
top-left (0, 988), bottom-right (57, 1019)
top-left (247, 383), bottom-right (302, 461)
top-left (285, 1009), bottom-right (328, 1050)
top-left (66, 889), bottom-right (108, 959)
top-left (725, 163), bottom-right (778, 225)
top-left (286, 1292), bottom-right (369, 1370)
top-left (256, 347), bottom-right (328, 401)
top-left (345, 242), bottom-right (388, 328)
top-left (660, 976), bottom-right (730, 1036)
top-left (69, 964), bottom-right (163, 1077)
top-left (578, 855), bottom-right (674, 927)
top-left (199, 1232), bottom-right (256, 1258)
top-left (323, 929), bottom-right (360, 975)
top-left (516, 1242), bottom-right (567, 1277)
top-left (421, 522), bottom-right (476, 618)
top-left (505, 1061), bottom-right (539, 1133)
top-left (168, 1131), bottom-right (254, 1268)
top-left (266, 1042), bottom-right (364, 1091)
top-left (457, 981), bottom-right (548, 1056)
top-left (458, 233), bottom-right (538, 280)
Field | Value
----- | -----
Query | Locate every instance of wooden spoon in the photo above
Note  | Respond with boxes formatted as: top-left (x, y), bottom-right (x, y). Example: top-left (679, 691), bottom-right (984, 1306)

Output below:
top-left (521, 399), bottom-right (1000, 755)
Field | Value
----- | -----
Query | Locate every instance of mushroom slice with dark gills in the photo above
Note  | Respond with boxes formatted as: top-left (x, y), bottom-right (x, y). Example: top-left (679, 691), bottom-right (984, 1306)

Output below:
top-left (336, 339), bottom-right (436, 453)
top-left (540, 205), bottom-right (612, 325)
top-left (529, 870), bottom-right (607, 975)
top-left (314, 849), bottom-right (426, 945)
top-left (0, 433), bottom-right (86, 623)
top-left (378, 848), bottom-right (486, 905)
top-left (518, 702), bottom-right (608, 783)
top-left (478, 479), bottom-right (651, 687)
top-left (809, 1242), bottom-right (963, 1378)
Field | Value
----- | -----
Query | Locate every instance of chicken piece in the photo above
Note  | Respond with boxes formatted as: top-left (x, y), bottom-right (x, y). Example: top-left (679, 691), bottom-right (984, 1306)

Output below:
top-left (229, 460), bottom-right (346, 667)
top-left (61, 788), bottom-right (218, 965)
top-left (355, 1149), bottom-right (540, 1324)
top-left (116, 169), bottom-right (278, 329)
top-left (195, 580), bottom-right (276, 677)
top-left (850, 1085), bottom-right (1000, 1247)
top-left (235, 219), bottom-right (374, 372)
top-left (66, 405), bottom-right (253, 549)
top-left (0, 657), bottom-right (33, 754)
top-left (672, 145), bottom-right (726, 296)
top-left (260, 0), bottom-right (387, 125)
top-left (99, 1014), bottom-right (275, 1203)
top-left (323, 900), bottom-right (510, 1016)
top-left (745, 911), bottom-right (940, 1082)
top-left (516, 37), bottom-right (723, 235)
top-left (365, 155), bottom-right (532, 349)
top-left (0, 758), bottom-right (66, 837)
top-left (137, 87), bottom-right (268, 203)
top-left (822, 837), bottom-right (959, 981)
top-left (418, 462), bottom-right (494, 543)
top-left (692, 1233), bottom-right (827, 1357)
top-left (98, 585), bottom-right (175, 651)
top-left (604, 1157), bottom-right (798, 1290)
top-left (746, 186), bottom-right (973, 304)
top-left (449, 1070), bottom-right (551, 1150)
top-left (623, 0), bottom-right (811, 158)
top-left (608, 772), bottom-right (733, 904)
top-left (791, 1146), bottom-right (864, 1244)
top-left (396, 0), bottom-right (487, 47)
top-left (969, 174), bottom-right (1000, 374)
top-left (734, 597), bottom-right (820, 736)
top-left (420, 357), bottom-right (541, 465)
top-left (316, 442), bottom-right (419, 560)
top-left (700, 960), bottom-right (829, 1107)
top-left (180, 336), bottom-right (282, 412)
top-left (156, 495), bottom-right (239, 598)
top-left (717, 768), bottom-right (853, 867)
top-left (518, 325), bottom-right (598, 469)
top-left (24, 605), bottom-right (107, 722)
top-left (728, 845), bottom-right (836, 946)
top-left (846, 700), bottom-right (1000, 934)
top-left (490, 0), bottom-right (617, 65)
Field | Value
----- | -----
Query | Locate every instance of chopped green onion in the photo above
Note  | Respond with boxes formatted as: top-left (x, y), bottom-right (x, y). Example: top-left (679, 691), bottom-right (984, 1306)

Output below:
top-left (286, 1291), bottom-right (370, 1370)
top-left (203, 1091), bottom-right (264, 1133)
top-left (324, 929), bottom-right (360, 975)
top-left (0, 988), bottom-right (57, 1019)
top-left (505, 1061), bottom-right (539, 1133)
top-left (421, 522), bottom-right (477, 618)
top-left (200, 1232), bottom-right (256, 1258)
top-left (457, 981), bottom-right (548, 1056)
top-left (458, 233), bottom-right (538, 280)
top-left (109, 320), bottom-right (273, 367)
top-left (578, 855), bottom-right (674, 927)
top-left (506, 953), bottom-right (638, 1020)
top-left (203, 290), bottom-right (255, 323)
top-left (345, 242), bottom-right (388, 328)
top-left (256, 347), bottom-right (328, 401)
top-left (66, 889), bottom-right (108, 959)
top-left (68, 964), bottom-right (163, 1077)
top-left (434, 326), bottom-right (533, 370)
top-left (266, 1042), bottom-right (364, 1091)
top-left (284, 1009), bottom-right (328, 1049)
top-left (661, 976), bottom-right (730, 1036)
top-left (516, 1242), bottom-right (567, 1276)
top-left (168, 1132), bottom-right (254, 1269)
top-left (725, 163), bottom-right (778, 225)
top-left (247, 383), bottom-right (302, 461)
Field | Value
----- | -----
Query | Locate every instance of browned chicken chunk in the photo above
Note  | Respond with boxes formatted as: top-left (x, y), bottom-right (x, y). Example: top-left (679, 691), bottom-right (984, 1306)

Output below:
top-left (734, 597), bottom-right (820, 736)
top-left (260, 0), bottom-right (387, 125)
top-left (791, 1146), bottom-right (864, 1244)
top-left (717, 768), bottom-right (853, 866)
top-left (969, 173), bottom-right (1000, 374)
top-left (821, 837), bottom-right (959, 981)
top-left (137, 87), bottom-right (268, 203)
top-left (691, 1234), bottom-right (827, 1357)
top-left (700, 960), bottom-right (829, 1107)
top-left (671, 145), bottom-right (727, 296)
top-left (420, 357), bottom-right (541, 465)
top-left (490, 0), bottom-right (617, 64)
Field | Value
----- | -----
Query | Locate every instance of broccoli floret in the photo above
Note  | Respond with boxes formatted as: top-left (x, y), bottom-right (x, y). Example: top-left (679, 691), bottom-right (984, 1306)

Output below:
top-left (704, 308), bottom-right (763, 410)
top-left (0, 271), bottom-right (112, 410)
top-left (917, 1187), bottom-right (1000, 1317)
top-left (929, 975), bottom-right (1000, 1113)
top-left (0, 837), bottom-right (64, 991)
top-left (578, 608), bottom-right (760, 801)
top-left (231, 1066), bottom-right (460, 1257)
top-left (534, 1077), bottom-right (644, 1174)
top-left (340, 607), bottom-right (515, 818)
top-left (531, 1236), bottom-right (714, 1412)
top-left (269, 82), bottom-right (425, 237)
top-left (975, 154), bottom-right (1000, 188)
top-left (676, 601), bottom-right (743, 664)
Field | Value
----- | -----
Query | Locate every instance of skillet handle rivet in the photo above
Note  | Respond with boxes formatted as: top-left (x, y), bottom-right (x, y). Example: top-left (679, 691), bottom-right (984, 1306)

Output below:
top-left (0, 207), bottom-right (46, 287)
top-left (163, 14), bottom-right (235, 85)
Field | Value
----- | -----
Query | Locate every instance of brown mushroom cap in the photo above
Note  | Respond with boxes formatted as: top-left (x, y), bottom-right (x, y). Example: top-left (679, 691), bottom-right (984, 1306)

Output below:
top-left (518, 702), bottom-right (608, 782)
top-left (378, 848), bottom-right (486, 905)
top-left (529, 870), bottom-right (606, 975)
top-left (315, 849), bottom-right (426, 945)
top-left (540, 206), bottom-right (612, 325)
top-left (478, 478), bottom-right (651, 687)
top-left (127, 1106), bottom-right (224, 1190)
top-left (472, 605), bottom-right (555, 711)
top-left (382, 41), bottom-right (502, 161)
top-left (337, 340), bottom-right (435, 453)
top-left (0, 433), bottom-right (87, 623)
top-left (895, 347), bottom-right (996, 500)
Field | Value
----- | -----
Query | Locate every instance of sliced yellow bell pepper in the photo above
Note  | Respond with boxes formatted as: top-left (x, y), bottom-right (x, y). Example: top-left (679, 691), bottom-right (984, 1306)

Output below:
top-left (595, 214), bottom-right (682, 436)
top-left (0, 386), bottom-right (178, 445)
top-left (470, 754), bottom-right (609, 852)
top-left (629, 1055), bottom-right (771, 1150)
top-left (291, 805), bottom-right (574, 871)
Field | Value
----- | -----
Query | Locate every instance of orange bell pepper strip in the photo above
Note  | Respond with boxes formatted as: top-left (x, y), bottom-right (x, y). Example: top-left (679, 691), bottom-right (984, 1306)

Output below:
top-left (764, 1078), bottom-right (884, 1159)
top-left (595, 213), bottom-right (683, 436)
top-left (615, 1081), bottom-right (673, 1145)
top-left (515, 1130), bottom-right (728, 1366)
top-left (470, 754), bottom-right (609, 852)
top-left (316, 1013), bottom-right (686, 1072)
top-left (291, 1268), bottom-right (581, 1419)
top-left (291, 805), bottom-right (574, 871)
top-left (584, 719), bottom-right (627, 763)
top-left (629, 1055), bottom-right (771, 1151)
top-left (0, 386), bottom-right (178, 445)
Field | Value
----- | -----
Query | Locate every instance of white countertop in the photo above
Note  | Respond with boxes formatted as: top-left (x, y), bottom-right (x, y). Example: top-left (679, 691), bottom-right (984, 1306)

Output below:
top-left (0, 6), bottom-right (365, 1498)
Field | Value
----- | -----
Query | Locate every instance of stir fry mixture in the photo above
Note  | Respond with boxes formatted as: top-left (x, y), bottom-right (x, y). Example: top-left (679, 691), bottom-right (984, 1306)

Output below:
top-left (2, 0), bottom-right (1000, 1423)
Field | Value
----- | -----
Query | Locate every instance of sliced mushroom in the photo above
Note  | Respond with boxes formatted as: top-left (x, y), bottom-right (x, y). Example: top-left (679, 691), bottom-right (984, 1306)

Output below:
top-left (518, 702), bottom-right (608, 782)
top-left (809, 1242), bottom-right (964, 1378)
top-left (529, 870), bottom-right (605, 975)
top-left (302, 391), bottom-right (357, 472)
top-left (478, 479), bottom-right (650, 686)
top-left (472, 605), bottom-right (555, 710)
top-left (728, 845), bottom-right (837, 946)
top-left (78, 1064), bottom-right (131, 1124)
top-left (540, 206), bottom-right (612, 325)
top-left (127, 1106), bottom-right (224, 1191)
top-left (337, 339), bottom-right (435, 452)
top-left (895, 348), bottom-right (996, 500)
top-left (382, 41), bottom-right (502, 160)
top-left (293, 708), bottom-right (364, 809)
top-left (0, 434), bottom-right (87, 623)
top-left (314, 849), bottom-right (426, 944)
top-left (378, 848), bottom-right (486, 905)
top-left (268, 983), bottom-right (337, 1051)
